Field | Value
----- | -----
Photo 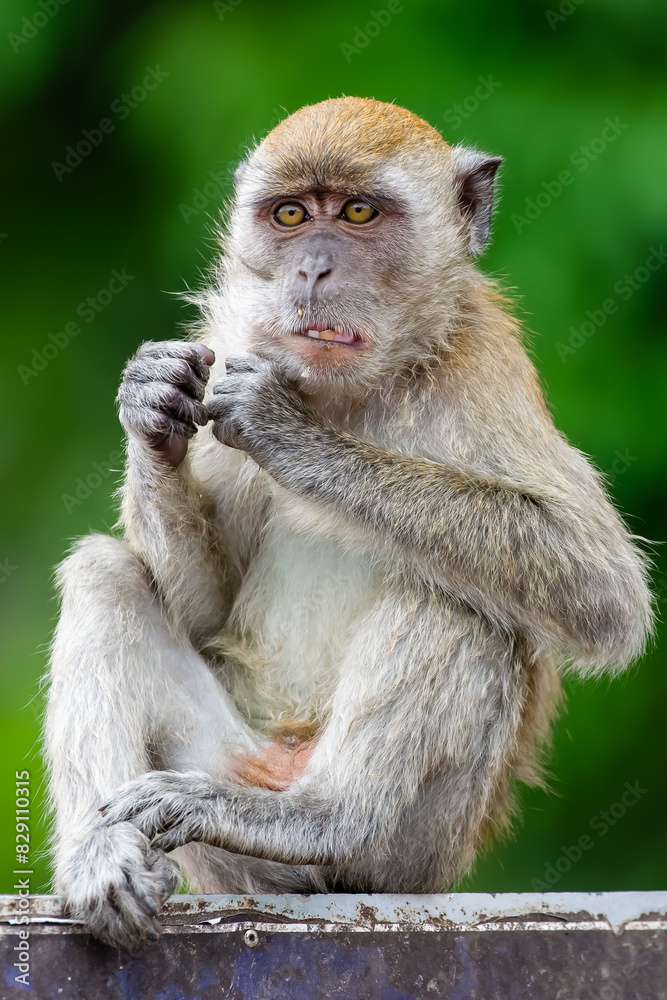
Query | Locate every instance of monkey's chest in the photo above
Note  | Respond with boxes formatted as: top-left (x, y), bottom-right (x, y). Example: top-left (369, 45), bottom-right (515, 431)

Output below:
top-left (215, 510), bottom-right (382, 730)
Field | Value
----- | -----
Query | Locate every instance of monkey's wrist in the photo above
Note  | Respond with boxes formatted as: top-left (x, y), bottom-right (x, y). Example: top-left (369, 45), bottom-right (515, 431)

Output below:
top-left (124, 437), bottom-right (201, 500)
top-left (245, 417), bottom-right (348, 487)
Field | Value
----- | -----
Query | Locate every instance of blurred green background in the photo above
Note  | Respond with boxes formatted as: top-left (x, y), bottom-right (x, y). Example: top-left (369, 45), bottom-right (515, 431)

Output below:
top-left (1, 0), bottom-right (665, 895)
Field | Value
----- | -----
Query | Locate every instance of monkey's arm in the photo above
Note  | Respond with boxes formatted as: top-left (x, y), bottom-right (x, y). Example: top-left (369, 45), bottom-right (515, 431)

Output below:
top-left (118, 341), bottom-right (234, 642)
top-left (209, 357), bottom-right (652, 672)
top-left (295, 448), bottom-right (650, 670)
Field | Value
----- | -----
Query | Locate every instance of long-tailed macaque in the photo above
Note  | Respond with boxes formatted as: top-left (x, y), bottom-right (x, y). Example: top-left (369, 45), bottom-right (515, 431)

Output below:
top-left (44, 97), bottom-right (653, 948)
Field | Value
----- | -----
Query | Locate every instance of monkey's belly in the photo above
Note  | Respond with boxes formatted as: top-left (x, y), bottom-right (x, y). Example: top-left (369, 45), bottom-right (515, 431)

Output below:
top-left (215, 509), bottom-right (382, 731)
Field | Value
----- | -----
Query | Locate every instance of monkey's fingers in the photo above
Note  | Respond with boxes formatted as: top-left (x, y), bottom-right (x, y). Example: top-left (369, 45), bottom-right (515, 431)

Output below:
top-left (62, 822), bottom-right (179, 950)
top-left (224, 354), bottom-right (271, 376)
top-left (124, 357), bottom-right (209, 403)
top-left (100, 786), bottom-right (186, 836)
top-left (192, 343), bottom-right (215, 367)
top-left (118, 405), bottom-right (197, 446)
top-left (118, 405), bottom-right (200, 467)
top-left (128, 341), bottom-right (216, 401)
top-left (102, 799), bottom-right (205, 850)
top-left (106, 881), bottom-right (162, 943)
top-left (78, 896), bottom-right (158, 950)
top-left (99, 791), bottom-right (152, 824)
top-left (207, 396), bottom-right (246, 451)
top-left (94, 846), bottom-right (177, 948)
top-left (135, 340), bottom-right (215, 370)
top-left (150, 806), bottom-right (217, 853)
top-left (154, 384), bottom-right (209, 427)
top-left (99, 770), bottom-right (218, 824)
top-left (100, 795), bottom-right (164, 830)
top-left (150, 826), bottom-right (191, 852)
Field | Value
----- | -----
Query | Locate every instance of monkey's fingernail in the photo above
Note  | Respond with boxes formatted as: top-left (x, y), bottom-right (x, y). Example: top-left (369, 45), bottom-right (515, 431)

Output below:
top-left (98, 803), bottom-right (109, 813)
top-left (144, 896), bottom-right (158, 916)
top-left (192, 344), bottom-right (216, 366)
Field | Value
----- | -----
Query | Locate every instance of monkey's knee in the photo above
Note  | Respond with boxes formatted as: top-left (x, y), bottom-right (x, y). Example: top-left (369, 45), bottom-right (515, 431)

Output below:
top-left (55, 533), bottom-right (150, 609)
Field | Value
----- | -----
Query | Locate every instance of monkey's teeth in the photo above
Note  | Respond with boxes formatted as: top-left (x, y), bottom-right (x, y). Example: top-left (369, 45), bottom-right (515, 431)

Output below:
top-left (304, 328), bottom-right (357, 344)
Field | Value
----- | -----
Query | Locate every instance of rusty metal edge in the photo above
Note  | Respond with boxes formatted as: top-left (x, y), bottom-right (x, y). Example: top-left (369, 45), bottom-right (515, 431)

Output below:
top-left (1, 891), bottom-right (666, 935)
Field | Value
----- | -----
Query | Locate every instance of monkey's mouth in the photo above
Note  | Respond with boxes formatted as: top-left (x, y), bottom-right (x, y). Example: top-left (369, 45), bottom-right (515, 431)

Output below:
top-left (292, 324), bottom-right (369, 351)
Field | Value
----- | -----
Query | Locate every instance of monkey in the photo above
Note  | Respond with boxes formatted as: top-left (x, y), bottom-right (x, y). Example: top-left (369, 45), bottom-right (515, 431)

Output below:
top-left (44, 97), bottom-right (653, 950)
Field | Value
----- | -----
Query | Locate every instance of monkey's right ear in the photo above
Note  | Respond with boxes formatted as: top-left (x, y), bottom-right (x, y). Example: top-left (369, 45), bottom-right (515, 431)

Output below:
top-left (451, 148), bottom-right (502, 256)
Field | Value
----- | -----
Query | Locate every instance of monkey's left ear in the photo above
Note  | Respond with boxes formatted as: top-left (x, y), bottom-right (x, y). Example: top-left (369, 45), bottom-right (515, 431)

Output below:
top-left (451, 149), bottom-right (502, 256)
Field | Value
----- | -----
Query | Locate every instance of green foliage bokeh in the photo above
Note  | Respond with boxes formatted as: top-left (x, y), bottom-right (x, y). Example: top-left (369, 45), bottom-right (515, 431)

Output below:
top-left (0, 0), bottom-right (665, 895)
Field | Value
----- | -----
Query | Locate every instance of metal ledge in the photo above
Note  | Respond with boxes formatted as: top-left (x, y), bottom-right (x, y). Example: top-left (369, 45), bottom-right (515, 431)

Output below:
top-left (2, 892), bottom-right (666, 999)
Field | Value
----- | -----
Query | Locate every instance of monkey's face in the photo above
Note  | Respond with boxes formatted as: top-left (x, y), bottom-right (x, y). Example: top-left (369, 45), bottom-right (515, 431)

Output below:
top-left (227, 180), bottom-right (429, 387)
top-left (220, 98), bottom-right (500, 389)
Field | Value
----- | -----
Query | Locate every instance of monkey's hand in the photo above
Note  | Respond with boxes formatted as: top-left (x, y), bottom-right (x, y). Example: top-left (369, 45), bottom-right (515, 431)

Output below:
top-left (99, 770), bottom-right (222, 854)
top-left (59, 821), bottom-right (180, 950)
top-left (208, 354), bottom-right (310, 458)
top-left (117, 341), bottom-right (215, 467)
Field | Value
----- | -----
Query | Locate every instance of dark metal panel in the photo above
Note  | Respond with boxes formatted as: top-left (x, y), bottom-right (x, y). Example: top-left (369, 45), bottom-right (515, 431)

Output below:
top-left (2, 892), bottom-right (666, 1000)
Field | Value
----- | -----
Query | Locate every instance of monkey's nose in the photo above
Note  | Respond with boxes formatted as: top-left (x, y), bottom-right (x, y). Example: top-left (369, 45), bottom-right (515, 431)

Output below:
top-left (297, 264), bottom-right (332, 289)
top-left (296, 251), bottom-right (334, 294)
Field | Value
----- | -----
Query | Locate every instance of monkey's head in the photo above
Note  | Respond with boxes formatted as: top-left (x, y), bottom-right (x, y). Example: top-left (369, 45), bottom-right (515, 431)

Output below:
top-left (223, 97), bottom-right (501, 388)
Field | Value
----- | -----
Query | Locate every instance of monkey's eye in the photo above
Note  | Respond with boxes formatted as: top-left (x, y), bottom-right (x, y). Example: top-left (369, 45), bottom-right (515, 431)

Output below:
top-left (342, 200), bottom-right (377, 224)
top-left (275, 203), bottom-right (307, 227)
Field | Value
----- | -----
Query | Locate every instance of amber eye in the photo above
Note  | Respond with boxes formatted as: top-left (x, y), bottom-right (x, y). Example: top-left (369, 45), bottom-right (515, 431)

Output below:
top-left (275, 203), bottom-right (306, 226)
top-left (342, 200), bottom-right (377, 224)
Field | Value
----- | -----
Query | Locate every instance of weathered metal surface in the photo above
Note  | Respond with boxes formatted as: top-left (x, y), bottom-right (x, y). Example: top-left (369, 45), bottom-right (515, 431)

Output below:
top-left (2, 891), bottom-right (666, 999)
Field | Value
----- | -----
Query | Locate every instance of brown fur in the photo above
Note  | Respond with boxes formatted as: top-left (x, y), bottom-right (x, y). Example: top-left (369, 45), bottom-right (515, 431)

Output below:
top-left (251, 97), bottom-right (450, 194)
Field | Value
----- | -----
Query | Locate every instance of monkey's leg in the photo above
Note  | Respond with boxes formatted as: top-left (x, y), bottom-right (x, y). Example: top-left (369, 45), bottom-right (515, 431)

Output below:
top-left (44, 533), bottom-right (259, 948)
top-left (310, 593), bottom-right (535, 892)
top-left (99, 592), bottom-right (537, 892)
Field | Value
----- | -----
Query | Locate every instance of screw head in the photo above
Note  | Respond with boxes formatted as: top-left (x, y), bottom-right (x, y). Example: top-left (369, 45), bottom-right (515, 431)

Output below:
top-left (244, 928), bottom-right (259, 948)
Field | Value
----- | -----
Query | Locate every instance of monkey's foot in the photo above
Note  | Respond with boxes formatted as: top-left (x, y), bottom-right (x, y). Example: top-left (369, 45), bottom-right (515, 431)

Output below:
top-left (58, 821), bottom-right (180, 949)
top-left (99, 769), bottom-right (221, 853)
